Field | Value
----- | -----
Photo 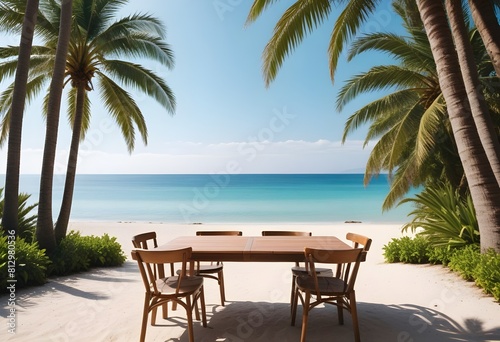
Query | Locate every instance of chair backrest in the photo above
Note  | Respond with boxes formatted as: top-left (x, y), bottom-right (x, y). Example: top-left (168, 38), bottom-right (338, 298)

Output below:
top-left (346, 232), bottom-right (372, 252)
top-left (261, 231), bottom-right (312, 236)
top-left (304, 248), bottom-right (364, 296)
top-left (196, 231), bottom-right (243, 236)
top-left (132, 231), bottom-right (158, 249)
top-left (131, 248), bottom-right (192, 295)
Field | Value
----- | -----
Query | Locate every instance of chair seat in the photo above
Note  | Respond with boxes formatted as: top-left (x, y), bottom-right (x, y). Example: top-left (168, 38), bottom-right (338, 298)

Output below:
top-left (291, 266), bottom-right (332, 276)
top-left (155, 275), bottom-right (204, 296)
top-left (296, 274), bottom-right (349, 295)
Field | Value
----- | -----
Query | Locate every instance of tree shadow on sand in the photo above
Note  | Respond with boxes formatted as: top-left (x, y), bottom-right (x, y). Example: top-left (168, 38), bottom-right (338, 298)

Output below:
top-left (1, 262), bottom-right (137, 309)
top-left (159, 301), bottom-right (500, 342)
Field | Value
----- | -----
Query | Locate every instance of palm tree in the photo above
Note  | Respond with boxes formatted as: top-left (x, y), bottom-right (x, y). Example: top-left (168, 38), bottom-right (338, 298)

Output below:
top-left (247, 0), bottom-right (500, 252)
top-left (468, 0), bottom-right (500, 76)
top-left (336, 1), bottom-right (468, 210)
top-left (416, 0), bottom-right (500, 252)
top-left (0, 0), bottom-right (176, 245)
top-left (446, 0), bottom-right (500, 187)
top-left (36, 0), bottom-right (73, 251)
top-left (0, 0), bottom-right (39, 234)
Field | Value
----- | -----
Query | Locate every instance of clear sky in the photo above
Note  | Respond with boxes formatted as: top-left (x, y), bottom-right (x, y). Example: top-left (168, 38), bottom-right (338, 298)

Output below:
top-left (0, 0), bottom-right (403, 174)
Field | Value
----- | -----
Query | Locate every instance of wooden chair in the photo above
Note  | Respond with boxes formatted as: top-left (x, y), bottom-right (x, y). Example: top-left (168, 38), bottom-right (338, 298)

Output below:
top-left (131, 231), bottom-right (174, 276)
top-left (261, 231), bottom-right (332, 310)
top-left (131, 247), bottom-right (207, 342)
top-left (346, 232), bottom-right (372, 253)
top-left (194, 230), bottom-right (243, 306)
top-left (292, 247), bottom-right (366, 342)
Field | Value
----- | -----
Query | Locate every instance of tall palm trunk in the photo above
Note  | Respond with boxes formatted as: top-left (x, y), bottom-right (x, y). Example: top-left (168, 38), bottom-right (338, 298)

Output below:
top-left (416, 0), bottom-right (500, 253)
top-left (445, 0), bottom-right (500, 187)
top-left (36, 0), bottom-right (73, 249)
top-left (54, 84), bottom-right (85, 240)
top-left (468, 0), bottom-right (500, 76)
top-left (2, 0), bottom-right (39, 233)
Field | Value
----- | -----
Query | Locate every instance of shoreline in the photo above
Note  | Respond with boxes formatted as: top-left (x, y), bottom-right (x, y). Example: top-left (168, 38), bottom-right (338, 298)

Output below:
top-left (3, 221), bottom-right (499, 341)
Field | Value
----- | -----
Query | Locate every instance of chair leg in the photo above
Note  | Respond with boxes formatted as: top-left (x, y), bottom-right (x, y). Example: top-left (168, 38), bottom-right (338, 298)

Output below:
top-left (300, 291), bottom-right (311, 342)
top-left (186, 296), bottom-right (195, 342)
top-left (291, 282), bottom-right (299, 326)
top-left (218, 269), bottom-right (226, 306)
top-left (290, 274), bottom-right (296, 312)
top-left (337, 297), bottom-right (344, 325)
top-left (349, 292), bottom-right (360, 342)
top-left (200, 286), bottom-right (207, 327)
top-left (140, 294), bottom-right (150, 342)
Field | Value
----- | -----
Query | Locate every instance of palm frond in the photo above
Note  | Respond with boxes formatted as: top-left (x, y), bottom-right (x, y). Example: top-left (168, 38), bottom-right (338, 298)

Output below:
top-left (97, 74), bottom-right (144, 151)
top-left (246, 0), bottom-right (282, 25)
top-left (97, 34), bottom-right (174, 68)
top-left (327, 0), bottom-right (381, 83)
top-left (414, 94), bottom-right (446, 164)
top-left (336, 65), bottom-right (427, 110)
top-left (102, 60), bottom-right (175, 114)
top-left (341, 89), bottom-right (419, 141)
top-left (262, 0), bottom-right (331, 87)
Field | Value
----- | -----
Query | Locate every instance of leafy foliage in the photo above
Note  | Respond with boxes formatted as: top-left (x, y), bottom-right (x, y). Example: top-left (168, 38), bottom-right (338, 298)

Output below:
top-left (382, 235), bottom-right (430, 263)
top-left (0, 235), bottom-right (51, 291)
top-left (50, 231), bottom-right (126, 275)
top-left (400, 182), bottom-right (479, 248)
top-left (384, 237), bottom-right (500, 301)
top-left (0, 188), bottom-right (38, 242)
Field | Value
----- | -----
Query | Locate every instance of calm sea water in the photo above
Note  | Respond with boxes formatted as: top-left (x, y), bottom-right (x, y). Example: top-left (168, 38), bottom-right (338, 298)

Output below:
top-left (3, 174), bottom-right (418, 224)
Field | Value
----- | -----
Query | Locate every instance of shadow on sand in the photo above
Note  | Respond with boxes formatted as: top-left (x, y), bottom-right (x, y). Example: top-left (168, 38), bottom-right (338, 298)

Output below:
top-left (154, 300), bottom-right (500, 342)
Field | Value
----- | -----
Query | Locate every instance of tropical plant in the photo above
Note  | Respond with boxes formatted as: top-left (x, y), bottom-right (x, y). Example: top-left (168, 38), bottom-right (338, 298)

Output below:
top-left (416, 0), bottom-right (500, 253)
top-left (336, 1), bottom-right (468, 210)
top-left (0, 188), bottom-right (38, 242)
top-left (0, 0), bottom-right (176, 249)
top-left (400, 182), bottom-right (479, 248)
top-left (0, 0), bottom-right (39, 234)
top-left (248, 0), bottom-right (500, 252)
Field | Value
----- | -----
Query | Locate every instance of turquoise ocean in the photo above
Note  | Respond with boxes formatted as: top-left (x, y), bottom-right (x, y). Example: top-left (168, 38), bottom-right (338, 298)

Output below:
top-left (4, 174), bottom-right (418, 224)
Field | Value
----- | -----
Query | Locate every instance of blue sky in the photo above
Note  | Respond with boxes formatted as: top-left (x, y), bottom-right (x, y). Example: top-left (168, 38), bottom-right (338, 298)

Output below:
top-left (0, 0), bottom-right (403, 174)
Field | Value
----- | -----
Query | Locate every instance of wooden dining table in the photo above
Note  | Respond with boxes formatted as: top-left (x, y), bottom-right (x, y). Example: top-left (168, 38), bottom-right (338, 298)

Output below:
top-left (158, 235), bottom-right (353, 262)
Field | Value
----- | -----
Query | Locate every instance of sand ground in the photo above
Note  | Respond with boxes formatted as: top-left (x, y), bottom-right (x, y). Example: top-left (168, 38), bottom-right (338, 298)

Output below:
top-left (1, 221), bottom-right (499, 341)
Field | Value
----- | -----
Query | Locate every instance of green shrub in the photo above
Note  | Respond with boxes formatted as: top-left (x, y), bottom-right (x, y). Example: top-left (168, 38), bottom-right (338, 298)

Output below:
top-left (49, 231), bottom-right (91, 275)
top-left (399, 182), bottom-right (479, 248)
top-left (50, 231), bottom-right (126, 275)
top-left (86, 233), bottom-right (126, 267)
top-left (0, 188), bottom-right (38, 242)
top-left (427, 245), bottom-right (454, 265)
top-left (0, 235), bottom-right (51, 292)
top-left (448, 244), bottom-right (481, 281)
top-left (474, 249), bottom-right (500, 301)
top-left (383, 236), bottom-right (430, 264)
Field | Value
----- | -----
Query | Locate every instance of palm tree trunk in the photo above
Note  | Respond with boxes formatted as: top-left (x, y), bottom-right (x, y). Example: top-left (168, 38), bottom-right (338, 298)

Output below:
top-left (54, 84), bottom-right (85, 241)
top-left (468, 0), bottom-right (500, 76)
top-left (445, 0), bottom-right (500, 186)
top-left (37, 0), bottom-right (73, 249)
top-left (2, 0), bottom-right (39, 234)
top-left (416, 0), bottom-right (500, 253)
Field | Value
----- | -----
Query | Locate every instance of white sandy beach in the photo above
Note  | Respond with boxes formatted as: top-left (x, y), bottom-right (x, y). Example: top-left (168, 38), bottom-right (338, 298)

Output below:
top-left (2, 221), bottom-right (499, 342)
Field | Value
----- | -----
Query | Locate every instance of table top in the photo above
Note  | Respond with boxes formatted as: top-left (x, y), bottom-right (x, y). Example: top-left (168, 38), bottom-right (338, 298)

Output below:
top-left (158, 235), bottom-right (352, 262)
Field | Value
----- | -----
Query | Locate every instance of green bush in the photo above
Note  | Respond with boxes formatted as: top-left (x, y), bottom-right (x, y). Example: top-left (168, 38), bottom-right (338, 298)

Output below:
top-left (399, 182), bottom-right (479, 248)
top-left (0, 188), bottom-right (38, 242)
top-left (0, 235), bottom-right (51, 292)
top-left (50, 231), bottom-right (126, 275)
top-left (382, 235), bottom-right (430, 264)
top-left (448, 244), bottom-right (481, 281)
top-left (384, 237), bottom-right (500, 302)
top-left (474, 249), bottom-right (500, 301)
